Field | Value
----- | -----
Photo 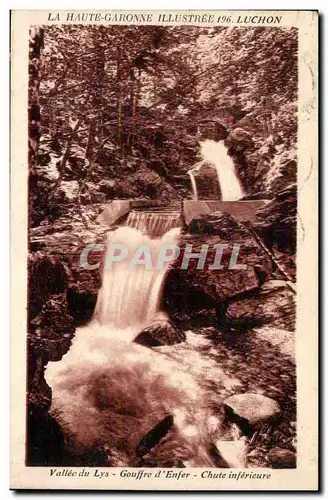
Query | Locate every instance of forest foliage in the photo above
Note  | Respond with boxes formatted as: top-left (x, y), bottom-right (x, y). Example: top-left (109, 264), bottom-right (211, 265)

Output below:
top-left (29, 25), bottom-right (298, 226)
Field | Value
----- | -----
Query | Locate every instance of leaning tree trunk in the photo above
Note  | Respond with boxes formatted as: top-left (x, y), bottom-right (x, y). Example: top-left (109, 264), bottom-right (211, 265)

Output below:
top-left (28, 26), bottom-right (44, 229)
top-left (86, 29), bottom-right (105, 160)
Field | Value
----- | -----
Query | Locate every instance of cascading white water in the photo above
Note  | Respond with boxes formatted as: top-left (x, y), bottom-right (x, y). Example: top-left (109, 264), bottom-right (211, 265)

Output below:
top-left (45, 211), bottom-right (247, 467)
top-left (200, 139), bottom-right (245, 201)
top-left (188, 171), bottom-right (198, 201)
top-left (94, 225), bottom-right (180, 329)
top-left (126, 210), bottom-right (181, 238)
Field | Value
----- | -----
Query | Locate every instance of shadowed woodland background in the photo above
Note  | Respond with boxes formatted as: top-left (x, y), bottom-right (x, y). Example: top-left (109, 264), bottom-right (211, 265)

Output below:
top-left (29, 25), bottom-right (297, 225)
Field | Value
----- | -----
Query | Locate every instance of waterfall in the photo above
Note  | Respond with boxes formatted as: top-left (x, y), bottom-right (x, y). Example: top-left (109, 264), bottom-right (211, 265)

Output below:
top-left (188, 170), bottom-right (198, 200)
top-left (93, 224), bottom-right (180, 329)
top-left (200, 139), bottom-right (245, 201)
top-left (44, 210), bottom-right (247, 468)
top-left (126, 210), bottom-right (181, 238)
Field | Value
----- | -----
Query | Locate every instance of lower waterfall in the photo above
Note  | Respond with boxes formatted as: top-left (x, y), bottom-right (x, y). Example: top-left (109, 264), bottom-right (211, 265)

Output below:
top-left (93, 225), bottom-right (180, 329)
top-left (45, 211), bottom-right (247, 467)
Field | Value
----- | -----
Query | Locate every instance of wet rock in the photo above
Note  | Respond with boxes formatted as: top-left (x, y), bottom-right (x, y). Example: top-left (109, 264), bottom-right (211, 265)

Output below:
top-left (211, 438), bottom-right (248, 468)
top-left (27, 250), bottom-right (77, 466)
top-left (267, 447), bottom-right (296, 469)
top-left (63, 161), bottom-right (86, 181)
top-left (224, 393), bottom-right (281, 431)
top-left (189, 161), bottom-right (221, 200)
top-left (136, 415), bottom-right (174, 458)
top-left (134, 319), bottom-right (186, 347)
top-left (67, 286), bottom-right (98, 326)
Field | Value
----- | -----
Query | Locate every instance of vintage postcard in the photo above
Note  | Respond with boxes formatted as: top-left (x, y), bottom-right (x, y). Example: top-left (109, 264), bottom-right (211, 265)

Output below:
top-left (10, 10), bottom-right (318, 490)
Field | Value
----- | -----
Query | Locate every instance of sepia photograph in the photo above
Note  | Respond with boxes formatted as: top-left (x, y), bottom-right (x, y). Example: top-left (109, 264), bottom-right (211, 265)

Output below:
top-left (10, 10), bottom-right (318, 490)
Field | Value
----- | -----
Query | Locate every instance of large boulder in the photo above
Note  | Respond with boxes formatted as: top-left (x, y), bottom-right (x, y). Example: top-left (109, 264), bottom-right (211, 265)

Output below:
top-left (135, 415), bottom-right (174, 458)
top-left (164, 211), bottom-right (272, 317)
top-left (98, 179), bottom-right (116, 197)
top-left (223, 393), bottom-right (281, 433)
top-left (134, 319), bottom-right (186, 347)
top-left (189, 161), bottom-right (221, 200)
top-left (211, 439), bottom-right (248, 468)
top-left (116, 169), bottom-right (163, 198)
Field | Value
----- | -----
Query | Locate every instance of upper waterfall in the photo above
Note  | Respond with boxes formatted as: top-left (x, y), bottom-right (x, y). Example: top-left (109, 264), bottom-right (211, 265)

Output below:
top-left (200, 139), bottom-right (245, 201)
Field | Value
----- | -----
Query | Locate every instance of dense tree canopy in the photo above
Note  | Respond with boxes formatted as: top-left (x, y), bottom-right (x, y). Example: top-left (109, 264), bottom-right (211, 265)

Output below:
top-left (29, 25), bottom-right (298, 225)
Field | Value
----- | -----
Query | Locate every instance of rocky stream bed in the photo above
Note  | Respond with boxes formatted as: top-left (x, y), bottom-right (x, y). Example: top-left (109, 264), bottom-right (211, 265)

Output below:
top-left (27, 203), bottom-right (296, 469)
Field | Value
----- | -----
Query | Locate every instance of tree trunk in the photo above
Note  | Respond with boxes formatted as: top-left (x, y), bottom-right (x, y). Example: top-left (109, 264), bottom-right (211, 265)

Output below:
top-left (86, 118), bottom-right (96, 160)
top-left (28, 27), bottom-right (44, 229)
top-left (116, 47), bottom-right (124, 150)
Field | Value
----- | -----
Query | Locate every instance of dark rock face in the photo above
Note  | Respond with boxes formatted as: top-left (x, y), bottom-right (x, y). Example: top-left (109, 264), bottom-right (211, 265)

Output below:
top-left (28, 252), bottom-right (68, 319)
top-left (29, 211), bottom-right (106, 315)
top-left (27, 407), bottom-right (66, 466)
top-left (136, 415), bottom-right (174, 458)
top-left (255, 183), bottom-right (297, 255)
top-left (67, 287), bottom-right (98, 326)
top-left (29, 294), bottom-right (75, 363)
top-left (164, 211), bottom-right (272, 317)
top-left (134, 319), bottom-right (186, 347)
top-left (27, 253), bottom-right (76, 465)
top-left (267, 447), bottom-right (296, 469)
top-left (191, 161), bottom-right (221, 200)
